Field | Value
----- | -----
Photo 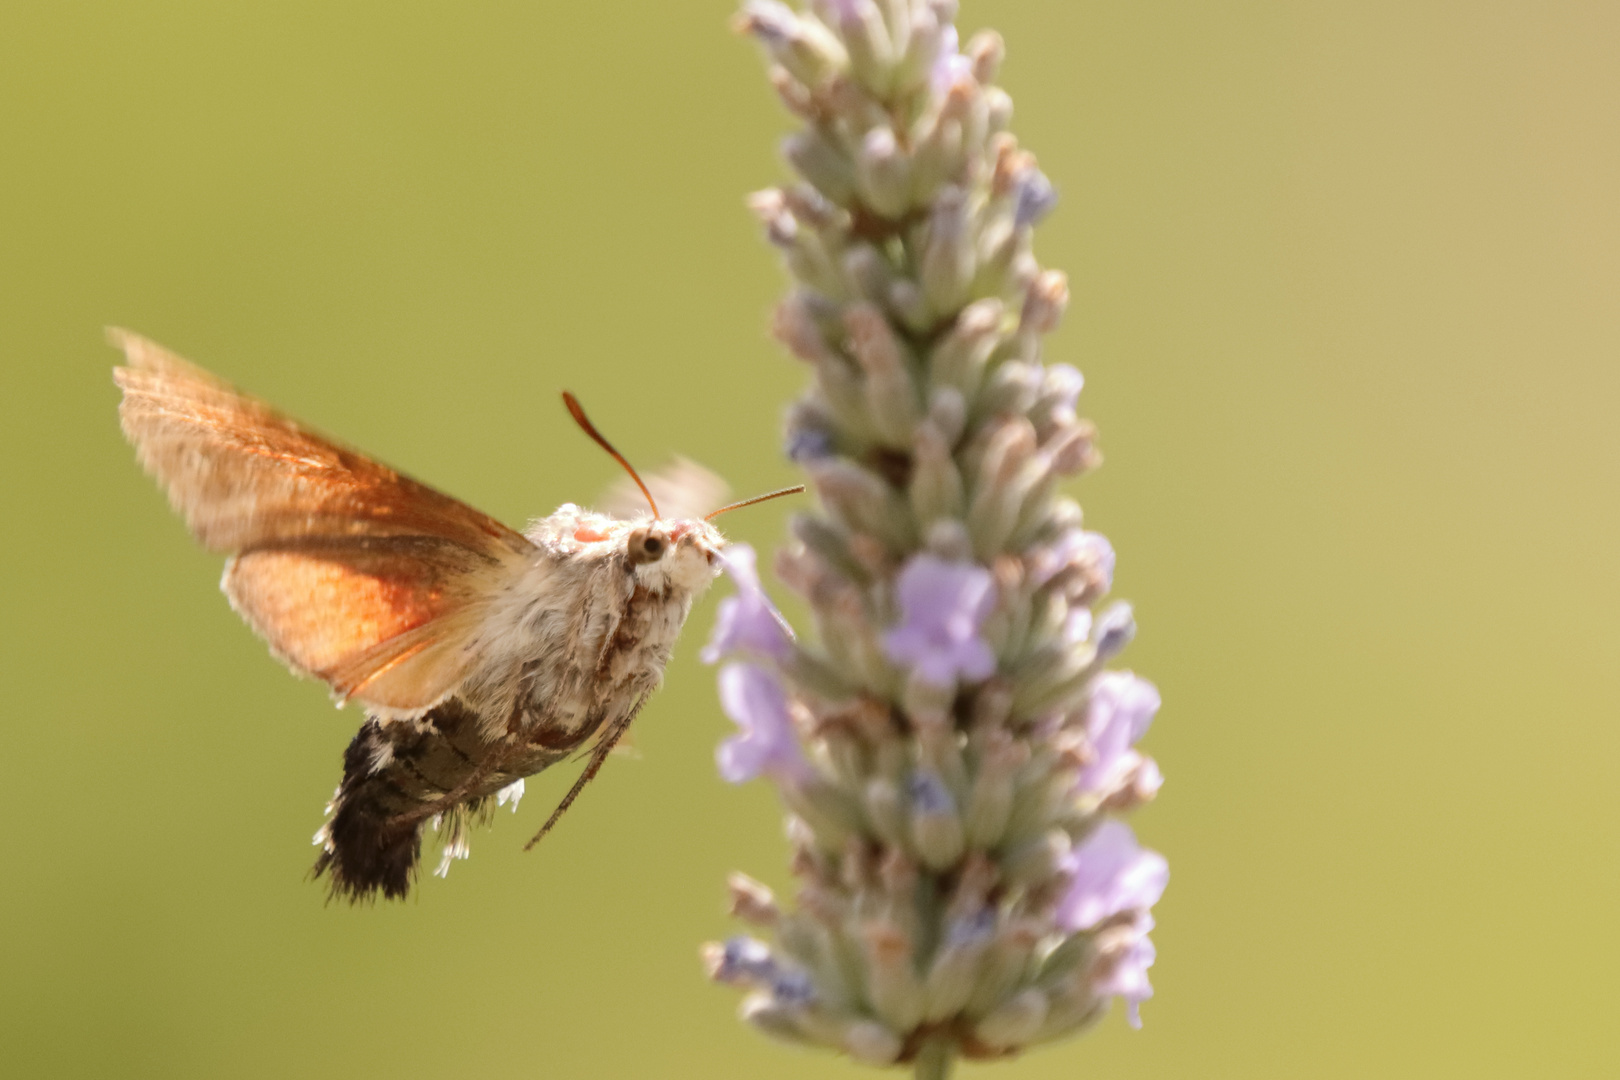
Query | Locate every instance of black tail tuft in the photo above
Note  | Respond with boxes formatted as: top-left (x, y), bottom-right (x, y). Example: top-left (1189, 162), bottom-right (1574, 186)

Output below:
top-left (311, 719), bottom-right (427, 903)
top-left (312, 797), bottom-right (423, 903)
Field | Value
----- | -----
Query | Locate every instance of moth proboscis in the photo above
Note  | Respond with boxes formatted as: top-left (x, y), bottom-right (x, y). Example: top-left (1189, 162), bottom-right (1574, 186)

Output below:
top-left (112, 329), bottom-right (801, 902)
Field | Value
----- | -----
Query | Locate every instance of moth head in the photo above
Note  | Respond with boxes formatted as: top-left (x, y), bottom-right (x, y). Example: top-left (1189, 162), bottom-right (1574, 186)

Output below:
top-left (559, 392), bottom-right (800, 593)
top-left (612, 517), bottom-right (723, 595)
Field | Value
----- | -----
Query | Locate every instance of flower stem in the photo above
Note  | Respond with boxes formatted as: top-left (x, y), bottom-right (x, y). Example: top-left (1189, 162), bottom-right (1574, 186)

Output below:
top-left (913, 1039), bottom-right (953, 1080)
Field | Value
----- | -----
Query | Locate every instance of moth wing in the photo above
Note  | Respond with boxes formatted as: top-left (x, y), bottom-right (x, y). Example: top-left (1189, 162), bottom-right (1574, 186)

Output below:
top-left (112, 328), bottom-right (535, 714)
top-left (111, 328), bottom-right (531, 556)
top-left (221, 540), bottom-right (516, 714)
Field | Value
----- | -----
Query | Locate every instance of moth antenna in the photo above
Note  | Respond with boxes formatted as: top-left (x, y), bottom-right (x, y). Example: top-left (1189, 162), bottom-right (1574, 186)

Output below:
top-left (524, 709), bottom-right (637, 852)
top-left (562, 391), bottom-right (659, 518)
top-left (704, 485), bottom-right (806, 520)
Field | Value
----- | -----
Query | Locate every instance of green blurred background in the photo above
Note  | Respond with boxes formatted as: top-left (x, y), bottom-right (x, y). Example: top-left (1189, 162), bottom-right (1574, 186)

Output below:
top-left (2, 1), bottom-right (1615, 1076)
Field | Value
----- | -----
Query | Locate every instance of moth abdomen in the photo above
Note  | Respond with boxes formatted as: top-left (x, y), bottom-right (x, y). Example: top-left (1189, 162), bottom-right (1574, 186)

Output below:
top-left (313, 701), bottom-right (568, 902)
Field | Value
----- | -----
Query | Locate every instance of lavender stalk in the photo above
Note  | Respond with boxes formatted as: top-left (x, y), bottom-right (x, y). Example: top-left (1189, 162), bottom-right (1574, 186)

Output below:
top-left (703, 3), bottom-right (1167, 1073)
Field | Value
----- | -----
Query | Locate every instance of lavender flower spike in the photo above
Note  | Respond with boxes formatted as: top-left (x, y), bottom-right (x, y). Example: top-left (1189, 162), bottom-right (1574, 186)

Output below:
top-left (707, 4), bottom-right (1171, 1075)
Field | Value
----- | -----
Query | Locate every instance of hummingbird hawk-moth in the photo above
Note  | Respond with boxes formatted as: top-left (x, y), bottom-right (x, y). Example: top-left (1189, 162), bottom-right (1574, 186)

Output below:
top-left (112, 329), bottom-right (799, 902)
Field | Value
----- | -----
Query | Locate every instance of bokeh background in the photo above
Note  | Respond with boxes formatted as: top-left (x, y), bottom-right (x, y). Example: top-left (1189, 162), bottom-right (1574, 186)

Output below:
top-left (2, 1), bottom-right (1616, 1077)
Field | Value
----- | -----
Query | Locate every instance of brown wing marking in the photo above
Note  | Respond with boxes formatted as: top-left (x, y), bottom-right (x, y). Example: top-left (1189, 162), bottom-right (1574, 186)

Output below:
top-left (111, 329), bottom-right (534, 714)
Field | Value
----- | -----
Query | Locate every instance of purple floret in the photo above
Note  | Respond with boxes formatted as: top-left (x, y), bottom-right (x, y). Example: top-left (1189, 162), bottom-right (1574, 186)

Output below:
top-left (1055, 821), bottom-right (1168, 1028)
top-left (1080, 672), bottom-right (1161, 795)
top-left (1056, 820), bottom-right (1168, 932)
top-left (1097, 927), bottom-right (1158, 1029)
top-left (716, 662), bottom-right (809, 785)
top-left (930, 25), bottom-right (972, 94)
top-left (881, 554), bottom-right (998, 687)
top-left (703, 544), bottom-right (793, 664)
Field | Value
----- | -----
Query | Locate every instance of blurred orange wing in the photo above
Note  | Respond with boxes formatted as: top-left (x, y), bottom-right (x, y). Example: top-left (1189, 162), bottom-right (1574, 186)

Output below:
top-left (112, 329), bottom-right (535, 715)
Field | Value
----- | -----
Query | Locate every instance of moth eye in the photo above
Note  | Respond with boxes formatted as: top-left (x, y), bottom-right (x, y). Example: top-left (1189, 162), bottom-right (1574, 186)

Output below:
top-left (626, 527), bottom-right (667, 566)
